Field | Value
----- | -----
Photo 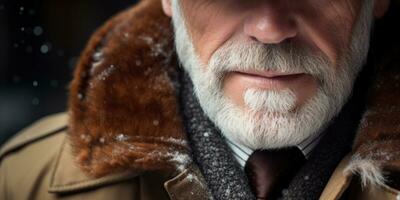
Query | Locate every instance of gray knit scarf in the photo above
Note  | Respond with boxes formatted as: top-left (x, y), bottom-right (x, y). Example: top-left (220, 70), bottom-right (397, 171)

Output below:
top-left (178, 59), bottom-right (371, 199)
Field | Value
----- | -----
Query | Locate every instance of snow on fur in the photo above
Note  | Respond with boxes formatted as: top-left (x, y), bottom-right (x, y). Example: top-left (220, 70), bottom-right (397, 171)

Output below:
top-left (344, 154), bottom-right (387, 188)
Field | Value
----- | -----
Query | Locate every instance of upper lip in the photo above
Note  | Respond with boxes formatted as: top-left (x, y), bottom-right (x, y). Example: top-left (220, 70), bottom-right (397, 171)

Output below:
top-left (234, 70), bottom-right (305, 78)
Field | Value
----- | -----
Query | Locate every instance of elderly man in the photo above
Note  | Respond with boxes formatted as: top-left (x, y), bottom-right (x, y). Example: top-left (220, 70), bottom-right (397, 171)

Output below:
top-left (1, 0), bottom-right (399, 199)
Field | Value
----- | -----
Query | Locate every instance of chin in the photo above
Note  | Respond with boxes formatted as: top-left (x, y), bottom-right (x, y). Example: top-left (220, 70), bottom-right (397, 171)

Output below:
top-left (207, 88), bottom-right (335, 150)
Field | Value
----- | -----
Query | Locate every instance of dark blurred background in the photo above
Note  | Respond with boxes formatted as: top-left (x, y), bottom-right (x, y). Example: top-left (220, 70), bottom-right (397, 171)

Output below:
top-left (0, 0), bottom-right (138, 145)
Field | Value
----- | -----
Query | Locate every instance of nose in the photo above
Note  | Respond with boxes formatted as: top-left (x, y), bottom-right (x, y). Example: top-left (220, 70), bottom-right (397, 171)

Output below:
top-left (244, 2), bottom-right (297, 44)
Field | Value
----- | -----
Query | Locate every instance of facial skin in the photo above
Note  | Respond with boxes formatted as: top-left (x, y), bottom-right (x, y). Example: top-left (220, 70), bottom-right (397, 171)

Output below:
top-left (161, 0), bottom-right (389, 149)
top-left (163, 0), bottom-right (388, 61)
top-left (163, 0), bottom-right (387, 105)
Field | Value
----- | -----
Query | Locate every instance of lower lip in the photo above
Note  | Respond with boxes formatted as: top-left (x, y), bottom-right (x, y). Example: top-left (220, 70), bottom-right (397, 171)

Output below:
top-left (230, 72), bottom-right (308, 90)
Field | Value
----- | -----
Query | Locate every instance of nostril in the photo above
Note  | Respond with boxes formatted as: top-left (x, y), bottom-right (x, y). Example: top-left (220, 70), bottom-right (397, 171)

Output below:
top-left (244, 19), bottom-right (298, 44)
top-left (250, 36), bottom-right (258, 42)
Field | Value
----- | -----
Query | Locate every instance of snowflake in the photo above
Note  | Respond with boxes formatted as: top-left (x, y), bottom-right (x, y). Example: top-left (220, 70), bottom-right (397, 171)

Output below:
top-left (115, 133), bottom-right (129, 142)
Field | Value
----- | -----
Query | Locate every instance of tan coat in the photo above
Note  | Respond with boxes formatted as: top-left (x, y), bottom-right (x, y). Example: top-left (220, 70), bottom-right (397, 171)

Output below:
top-left (1, 0), bottom-right (400, 199)
top-left (0, 114), bottom-right (209, 200)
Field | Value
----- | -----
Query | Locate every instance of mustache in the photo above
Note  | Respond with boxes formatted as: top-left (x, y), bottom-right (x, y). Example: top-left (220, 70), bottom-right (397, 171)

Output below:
top-left (207, 40), bottom-right (334, 82)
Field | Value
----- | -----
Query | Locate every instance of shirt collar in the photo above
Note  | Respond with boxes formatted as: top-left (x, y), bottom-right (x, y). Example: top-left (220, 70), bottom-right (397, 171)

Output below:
top-left (225, 132), bottom-right (325, 168)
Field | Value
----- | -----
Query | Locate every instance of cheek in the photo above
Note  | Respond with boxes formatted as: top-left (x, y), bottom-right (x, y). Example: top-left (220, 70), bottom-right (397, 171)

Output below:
top-left (179, 1), bottom-right (244, 64)
top-left (295, 0), bottom-right (361, 65)
top-left (194, 22), bottom-right (238, 64)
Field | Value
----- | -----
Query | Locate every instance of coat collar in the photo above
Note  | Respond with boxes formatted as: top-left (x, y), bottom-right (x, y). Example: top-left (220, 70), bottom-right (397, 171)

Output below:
top-left (67, 0), bottom-right (400, 187)
top-left (68, 0), bottom-right (190, 178)
top-left (48, 133), bottom-right (211, 199)
top-left (48, 135), bottom-right (139, 193)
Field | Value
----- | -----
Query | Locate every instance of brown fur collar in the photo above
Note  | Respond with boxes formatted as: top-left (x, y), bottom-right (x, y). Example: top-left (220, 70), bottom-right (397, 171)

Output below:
top-left (68, 0), bottom-right (400, 186)
top-left (68, 0), bottom-right (189, 177)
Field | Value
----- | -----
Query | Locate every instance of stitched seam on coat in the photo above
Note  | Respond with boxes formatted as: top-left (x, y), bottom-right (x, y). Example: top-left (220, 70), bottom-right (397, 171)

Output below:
top-left (49, 138), bottom-right (140, 193)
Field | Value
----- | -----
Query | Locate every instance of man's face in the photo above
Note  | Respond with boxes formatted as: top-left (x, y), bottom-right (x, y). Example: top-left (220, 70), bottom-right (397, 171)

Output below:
top-left (162, 0), bottom-right (388, 149)
top-left (177, 0), bottom-right (363, 108)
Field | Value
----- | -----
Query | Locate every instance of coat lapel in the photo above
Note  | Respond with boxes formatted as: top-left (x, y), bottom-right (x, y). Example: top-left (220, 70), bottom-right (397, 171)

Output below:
top-left (49, 127), bottom-right (212, 199)
top-left (48, 133), bottom-right (140, 194)
top-left (164, 165), bottom-right (213, 200)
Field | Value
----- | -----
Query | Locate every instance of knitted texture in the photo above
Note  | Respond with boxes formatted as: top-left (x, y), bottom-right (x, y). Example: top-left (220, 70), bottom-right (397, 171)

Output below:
top-left (180, 71), bottom-right (256, 199)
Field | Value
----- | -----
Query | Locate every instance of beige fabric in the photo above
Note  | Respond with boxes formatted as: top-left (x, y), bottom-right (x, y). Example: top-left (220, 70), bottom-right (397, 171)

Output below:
top-left (48, 135), bottom-right (140, 193)
top-left (0, 113), bottom-right (68, 158)
top-left (347, 181), bottom-right (400, 200)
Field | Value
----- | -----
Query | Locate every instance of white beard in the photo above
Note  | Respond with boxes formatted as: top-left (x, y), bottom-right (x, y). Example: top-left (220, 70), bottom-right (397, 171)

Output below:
top-left (171, 0), bottom-right (374, 149)
top-left (244, 89), bottom-right (297, 113)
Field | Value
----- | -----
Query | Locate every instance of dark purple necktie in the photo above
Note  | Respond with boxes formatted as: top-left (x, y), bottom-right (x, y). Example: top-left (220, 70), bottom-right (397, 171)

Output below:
top-left (244, 147), bottom-right (306, 199)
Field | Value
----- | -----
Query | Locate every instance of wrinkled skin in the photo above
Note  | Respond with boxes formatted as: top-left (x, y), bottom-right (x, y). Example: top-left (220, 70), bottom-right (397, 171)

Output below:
top-left (161, 0), bottom-right (389, 111)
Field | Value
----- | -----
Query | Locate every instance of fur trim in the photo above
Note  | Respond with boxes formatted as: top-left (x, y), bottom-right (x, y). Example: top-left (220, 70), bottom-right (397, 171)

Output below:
top-left (347, 58), bottom-right (400, 188)
top-left (67, 0), bottom-right (400, 184)
top-left (344, 154), bottom-right (386, 187)
top-left (68, 0), bottom-right (189, 177)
